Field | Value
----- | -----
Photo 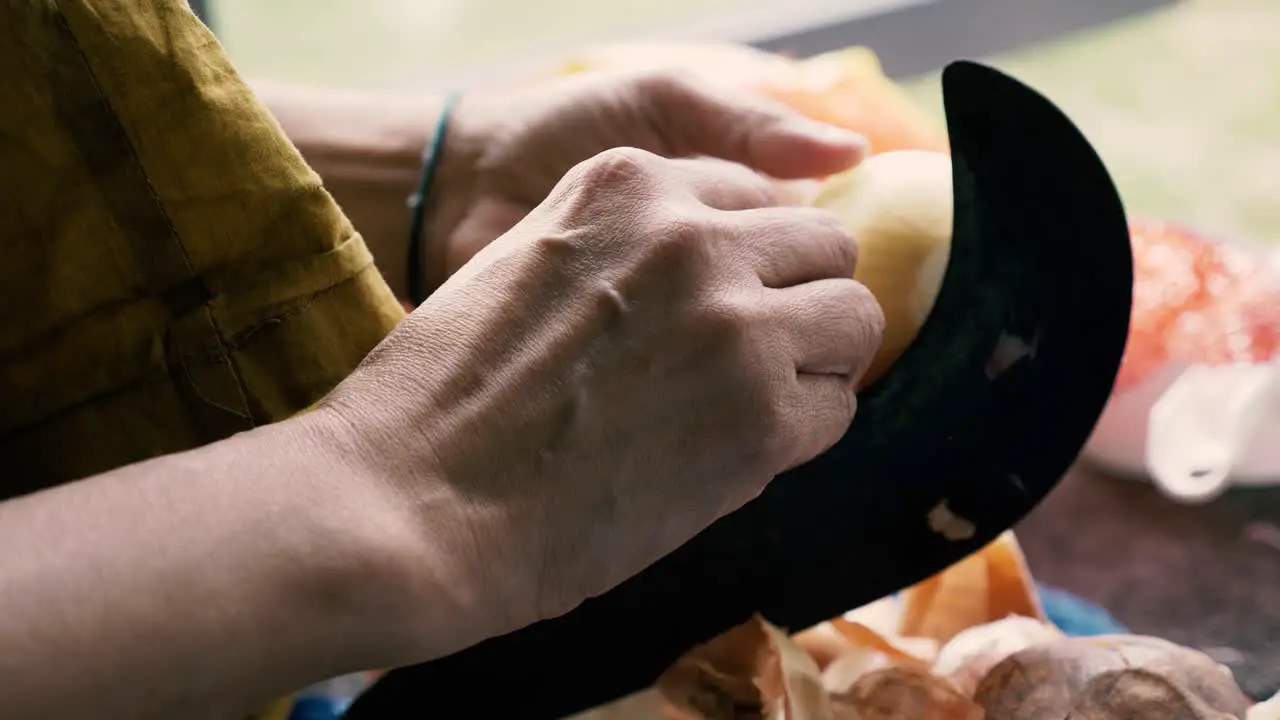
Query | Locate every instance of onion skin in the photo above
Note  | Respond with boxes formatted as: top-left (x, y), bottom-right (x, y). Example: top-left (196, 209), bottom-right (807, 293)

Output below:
top-left (811, 150), bottom-right (953, 386)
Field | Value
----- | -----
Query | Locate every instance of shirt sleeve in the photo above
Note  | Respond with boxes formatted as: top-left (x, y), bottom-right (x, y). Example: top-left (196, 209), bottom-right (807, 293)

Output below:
top-left (0, 0), bottom-right (406, 497)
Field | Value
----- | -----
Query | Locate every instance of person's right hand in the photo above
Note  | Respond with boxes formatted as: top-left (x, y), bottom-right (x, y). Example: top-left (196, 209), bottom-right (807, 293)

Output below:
top-left (318, 147), bottom-right (884, 663)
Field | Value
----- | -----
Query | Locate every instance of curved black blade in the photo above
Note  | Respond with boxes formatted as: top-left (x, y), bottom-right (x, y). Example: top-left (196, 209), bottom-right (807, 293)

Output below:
top-left (346, 61), bottom-right (1133, 719)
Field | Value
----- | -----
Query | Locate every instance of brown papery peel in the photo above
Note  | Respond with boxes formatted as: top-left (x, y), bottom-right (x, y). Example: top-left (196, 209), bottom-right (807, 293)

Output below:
top-left (585, 532), bottom-right (1259, 720)
top-left (835, 666), bottom-right (984, 720)
top-left (645, 533), bottom-right (1052, 719)
top-left (656, 615), bottom-right (831, 720)
top-left (646, 533), bottom-right (1059, 720)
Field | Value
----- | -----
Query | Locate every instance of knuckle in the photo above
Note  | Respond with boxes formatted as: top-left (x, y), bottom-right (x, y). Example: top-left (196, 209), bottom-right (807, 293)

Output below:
top-left (644, 211), bottom-right (723, 278)
top-left (823, 280), bottom-right (884, 347)
top-left (799, 208), bottom-right (857, 275)
top-left (557, 148), bottom-right (666, 224)
top-left (849, 281), bottom-right (886, 342)
top-left (576, 146), bottom-right (661, 189)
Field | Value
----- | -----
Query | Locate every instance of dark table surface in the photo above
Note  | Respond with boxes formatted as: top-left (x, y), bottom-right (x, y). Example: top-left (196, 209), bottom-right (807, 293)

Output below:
top-left (1015, 465), bottom-right (1280, 700)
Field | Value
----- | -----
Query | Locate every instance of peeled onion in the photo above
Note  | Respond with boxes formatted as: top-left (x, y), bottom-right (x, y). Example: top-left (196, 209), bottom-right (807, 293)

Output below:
top-left (812, 150), bottom-right (953, 385)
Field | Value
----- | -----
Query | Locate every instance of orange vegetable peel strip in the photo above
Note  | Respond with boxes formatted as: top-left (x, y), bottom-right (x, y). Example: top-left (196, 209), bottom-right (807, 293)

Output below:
top-left (1117, 220), bottom-right (1279, 393)
top-left (899, 531), bottom-right (1046, 644)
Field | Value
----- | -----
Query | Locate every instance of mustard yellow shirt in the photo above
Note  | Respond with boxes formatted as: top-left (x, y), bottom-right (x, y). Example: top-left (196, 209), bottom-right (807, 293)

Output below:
top-left (1, 0), bottom-right (406, 715)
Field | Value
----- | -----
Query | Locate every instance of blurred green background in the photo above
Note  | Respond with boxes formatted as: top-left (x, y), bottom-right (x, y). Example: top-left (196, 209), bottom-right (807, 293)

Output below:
top-left (899, 0), bottom-right (1280, 248)
top-left (214, 0), bottom-right (1280, 246)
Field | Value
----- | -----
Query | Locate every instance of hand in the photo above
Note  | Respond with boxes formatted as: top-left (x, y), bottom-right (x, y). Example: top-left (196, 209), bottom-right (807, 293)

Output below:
top-left (318, 147), bottom-right (884, 662)
top-left (424, 69), bottom-right (868, 291)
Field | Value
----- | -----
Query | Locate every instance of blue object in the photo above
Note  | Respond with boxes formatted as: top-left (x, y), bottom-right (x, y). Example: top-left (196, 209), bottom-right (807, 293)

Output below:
top-left (1037, 584), bottom-right (1128, 636)
top-left (289, 696), bottom-right (346, 720)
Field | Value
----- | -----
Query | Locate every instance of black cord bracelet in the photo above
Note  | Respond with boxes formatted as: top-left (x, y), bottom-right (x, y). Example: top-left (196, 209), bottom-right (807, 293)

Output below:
top-left (406, 92), bottom-right (461, 307)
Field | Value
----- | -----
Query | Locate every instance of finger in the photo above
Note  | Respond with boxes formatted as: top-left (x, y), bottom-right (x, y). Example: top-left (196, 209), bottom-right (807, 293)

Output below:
top-left (637, 72), bottom-right (869, 180)
top-left (730, 206), bottom-right (859, 287)
top-left (664, 156), bottom-right (780, 211)
top-left (771, 277), bottom-right (885, 378)
top-left (776, 374), bottom-right (860, 472)
top-left (667, 159), bottom-right (821, 209)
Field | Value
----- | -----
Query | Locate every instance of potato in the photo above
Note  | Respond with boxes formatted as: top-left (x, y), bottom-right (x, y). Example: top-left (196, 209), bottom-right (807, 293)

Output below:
top-left (812, 150), bottom-right (953, 385)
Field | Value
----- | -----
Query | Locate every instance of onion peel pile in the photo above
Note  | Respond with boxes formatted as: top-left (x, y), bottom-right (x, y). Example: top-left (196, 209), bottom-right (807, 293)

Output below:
top-left (574, 532), bottom-right (1261, 719)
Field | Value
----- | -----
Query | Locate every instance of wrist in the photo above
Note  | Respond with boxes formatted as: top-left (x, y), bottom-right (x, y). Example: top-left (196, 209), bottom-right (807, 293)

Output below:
top-left (259, 83), bottom-right (485, 299)
top-left (291, 403), bottom-right (504, 666)
top-left (223, 414), bottom-right (427, 674)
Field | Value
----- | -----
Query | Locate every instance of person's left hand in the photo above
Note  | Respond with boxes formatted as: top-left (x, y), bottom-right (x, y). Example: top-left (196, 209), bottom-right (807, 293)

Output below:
top-left (423, 69), bottom-right (869, 290)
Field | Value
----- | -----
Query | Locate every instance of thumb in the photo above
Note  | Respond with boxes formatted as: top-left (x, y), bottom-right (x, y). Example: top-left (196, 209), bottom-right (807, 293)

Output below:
top-left (639, 73), bottom-right (868, 179)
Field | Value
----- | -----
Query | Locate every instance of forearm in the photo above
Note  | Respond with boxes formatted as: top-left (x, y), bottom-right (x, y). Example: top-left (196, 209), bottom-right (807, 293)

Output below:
top-left (254, 82), bottom-right (478, 299)
top-left (0, 413), bottom-right (423, 720)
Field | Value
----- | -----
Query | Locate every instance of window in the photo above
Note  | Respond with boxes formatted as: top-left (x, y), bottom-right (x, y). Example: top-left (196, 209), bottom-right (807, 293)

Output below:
top-left (202, 0), bottom-right (918, 89)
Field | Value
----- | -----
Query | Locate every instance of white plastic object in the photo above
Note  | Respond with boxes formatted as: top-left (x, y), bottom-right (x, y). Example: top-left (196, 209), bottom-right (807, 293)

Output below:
top-left (1144, 360), bottom-right (1280, 502)
top-left (1083, 359), bottom-right (1280, 503)
top-left (1081, 242), bottom-right (1280, 502)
